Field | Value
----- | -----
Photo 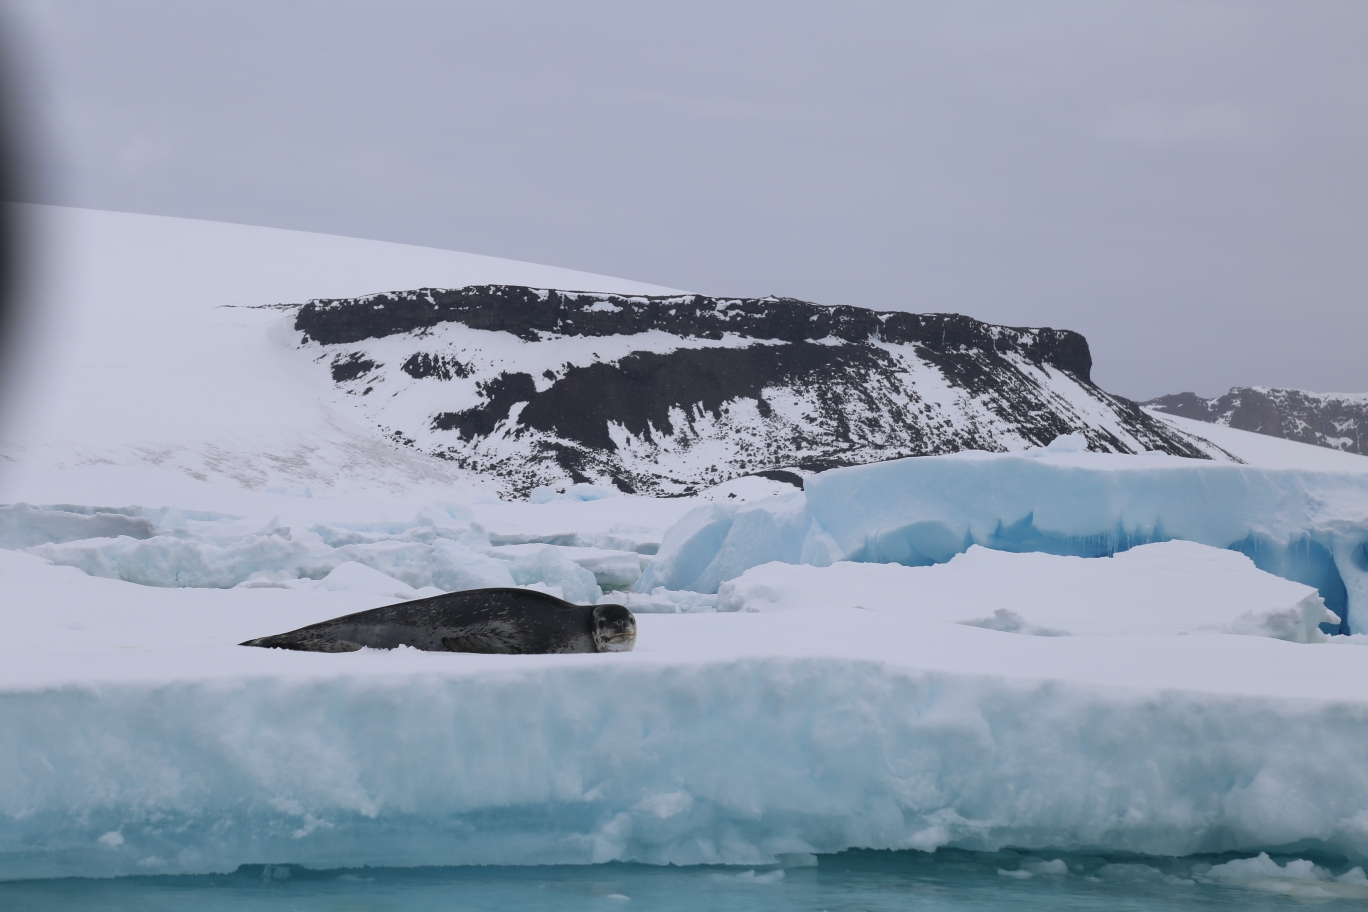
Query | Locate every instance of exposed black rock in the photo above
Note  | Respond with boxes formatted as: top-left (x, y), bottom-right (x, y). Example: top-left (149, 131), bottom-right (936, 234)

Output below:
top-left (297, 286), bottom-right (1094, 380)
top-left (401, 352), bottom-right (471, 380)
top-left (290, 285), bottom-right (1226, 497)
top-left (330, 352), bottom-right (377, 383)
top-left (432, 372), bottom-right (538, 441)
top-left (1146, 388), bottom-right (1368, 456)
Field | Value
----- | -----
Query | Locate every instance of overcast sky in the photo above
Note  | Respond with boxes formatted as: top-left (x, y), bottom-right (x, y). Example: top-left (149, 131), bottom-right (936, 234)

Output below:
top-left (4, 0), bottom-right (1364, 400)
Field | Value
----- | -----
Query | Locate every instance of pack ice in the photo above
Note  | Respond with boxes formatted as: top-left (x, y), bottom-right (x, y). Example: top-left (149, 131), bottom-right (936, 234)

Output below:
top-left (4, 207), bottom-right (1368, 879)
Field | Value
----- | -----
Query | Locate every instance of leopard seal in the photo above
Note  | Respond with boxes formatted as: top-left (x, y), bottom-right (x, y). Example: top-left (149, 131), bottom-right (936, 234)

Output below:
top-left (240, 587), bottom-right (636, 654)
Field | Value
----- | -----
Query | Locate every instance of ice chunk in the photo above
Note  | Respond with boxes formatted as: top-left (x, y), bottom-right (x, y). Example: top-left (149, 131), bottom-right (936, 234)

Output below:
top-left (635, 491), bottom-right (811, 593)
top-left (1199, 853), bottom-right (1368, 898)
top-left (0, 503), bottom-right (157, 549)
top-left (508, 546), bottom-right (602, 604)
top-left (489, 543), bottom-right (644, 590)
top-left (1043, 432), bottom-right (1088, 453)
top-left (960, 609), bottom-right (1069, 637)
top-left (14, 507), bottom-right (641, 601)
top-left (429, 539), bottom-right (517, 592)
top-left (644, 450), bottom-right (1368, 632)
top-left (1096, 863), bottom-right (1194, 886)
top-left (714, 543), bottom-right (1338, 641)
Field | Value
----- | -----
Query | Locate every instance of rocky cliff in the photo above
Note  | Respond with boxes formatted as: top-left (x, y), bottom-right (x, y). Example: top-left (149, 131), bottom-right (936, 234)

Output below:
top-left (1146, 387), bottom-right (1368, 456)
top-left (289, 285), bottom-right (1225, 496)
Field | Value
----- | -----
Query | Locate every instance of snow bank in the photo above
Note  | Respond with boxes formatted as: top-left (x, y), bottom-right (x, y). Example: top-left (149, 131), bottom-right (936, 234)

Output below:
top-left (716, 542), bottom-right (1338, 642)
top-left (639, 450), bottom-right (1368, 632)
top-left (5, 550), bottom-right (1368, 878)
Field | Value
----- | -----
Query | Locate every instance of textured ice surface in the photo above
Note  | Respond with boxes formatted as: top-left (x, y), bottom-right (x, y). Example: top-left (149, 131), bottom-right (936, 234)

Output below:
top-left (716, 542), bottom-right (1338, 641)
top-left (3, 502), bottom-right (657, 603)
top-left (640, 449), bottom-right (1368, 632)
top-left (5, 546), bottom-right (1368, 878)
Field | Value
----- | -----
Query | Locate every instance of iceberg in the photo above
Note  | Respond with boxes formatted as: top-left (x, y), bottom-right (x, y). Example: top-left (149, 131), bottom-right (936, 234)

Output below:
top-left (638, 450), bottom-right (1368, 633)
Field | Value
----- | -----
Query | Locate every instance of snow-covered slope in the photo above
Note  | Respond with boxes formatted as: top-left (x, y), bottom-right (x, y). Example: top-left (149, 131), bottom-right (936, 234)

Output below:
top-left (1148, 408), bottom-right (1368, 472)
top-left (1147, 387), bottom-right (1368, 455)
top-left (0, 205), bottom-right (679, 498)
top-left (286, 285), bottom-right (1225, 496)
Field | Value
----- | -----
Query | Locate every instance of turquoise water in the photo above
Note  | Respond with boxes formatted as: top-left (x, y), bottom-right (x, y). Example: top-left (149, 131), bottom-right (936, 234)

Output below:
top-left (3, 849), bottom-right (1364, 910)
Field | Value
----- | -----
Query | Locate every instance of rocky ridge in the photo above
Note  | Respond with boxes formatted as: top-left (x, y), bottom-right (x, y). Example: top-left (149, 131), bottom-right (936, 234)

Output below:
top-left (291, 285), bottom-right (1227, 496)
top-left (1146, 387), bottom-right (1368, 456)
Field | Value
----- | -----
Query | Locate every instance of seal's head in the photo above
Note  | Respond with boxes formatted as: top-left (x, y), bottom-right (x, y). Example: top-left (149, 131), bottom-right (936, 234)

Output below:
top-left (591, 603), bottom-right (636, 652)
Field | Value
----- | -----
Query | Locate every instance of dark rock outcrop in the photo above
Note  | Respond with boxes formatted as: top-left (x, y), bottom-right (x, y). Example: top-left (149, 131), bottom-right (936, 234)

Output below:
top-left (290, 285), bottom-right (1224, 496)
top-left (1146, 387), bottom-right (1368, 456)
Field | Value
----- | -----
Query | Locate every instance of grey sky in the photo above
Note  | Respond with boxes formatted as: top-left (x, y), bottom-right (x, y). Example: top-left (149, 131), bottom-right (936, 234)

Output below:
top-left (5, 0), bottom-right (1365, 400)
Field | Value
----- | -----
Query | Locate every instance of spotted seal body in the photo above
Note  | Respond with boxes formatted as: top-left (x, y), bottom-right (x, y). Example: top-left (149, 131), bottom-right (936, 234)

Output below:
top-left (240, 587), bottom-right (636, 654)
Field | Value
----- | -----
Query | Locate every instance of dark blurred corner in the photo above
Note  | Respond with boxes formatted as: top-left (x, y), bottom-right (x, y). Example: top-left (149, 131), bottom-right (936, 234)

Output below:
top-left (0, 42), bottom-right (15, 368)
top-left (0, 9), bottom-right (35, 417)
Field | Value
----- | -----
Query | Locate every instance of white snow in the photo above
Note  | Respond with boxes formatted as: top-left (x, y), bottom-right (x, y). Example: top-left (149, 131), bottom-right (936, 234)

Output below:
top-left (5, 207), bottom-right (1368, 879)
top-left (716, 542), bottom-right (1338, 642)
top-left (1, 204), bottom-right (681, 497)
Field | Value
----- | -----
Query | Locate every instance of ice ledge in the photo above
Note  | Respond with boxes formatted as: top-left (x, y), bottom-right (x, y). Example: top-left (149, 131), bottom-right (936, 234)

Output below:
top-left (4, 648), bottom-right (1368, 879)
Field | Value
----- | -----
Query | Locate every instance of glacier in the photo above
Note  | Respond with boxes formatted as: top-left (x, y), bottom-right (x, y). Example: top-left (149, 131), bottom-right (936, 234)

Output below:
top-left (638, 443), bottom-right (1368, 633)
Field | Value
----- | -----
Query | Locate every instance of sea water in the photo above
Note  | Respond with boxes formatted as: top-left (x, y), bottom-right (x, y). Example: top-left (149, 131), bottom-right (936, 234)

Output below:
top-left (4, 849), bottom-right (1365, 911)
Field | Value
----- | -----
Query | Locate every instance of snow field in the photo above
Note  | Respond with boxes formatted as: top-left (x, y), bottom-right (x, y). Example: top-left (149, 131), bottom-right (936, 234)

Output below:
top-left (1, 205), bottom-right (680, 496)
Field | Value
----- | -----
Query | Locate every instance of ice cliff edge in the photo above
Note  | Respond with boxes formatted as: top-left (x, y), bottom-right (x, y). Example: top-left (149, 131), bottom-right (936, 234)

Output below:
top-left (638, 447), bottom-right (1368, 633)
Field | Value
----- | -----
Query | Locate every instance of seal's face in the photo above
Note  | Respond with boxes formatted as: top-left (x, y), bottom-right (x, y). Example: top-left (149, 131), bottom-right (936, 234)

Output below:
top-left (591, 604), bottom-right (636, 652)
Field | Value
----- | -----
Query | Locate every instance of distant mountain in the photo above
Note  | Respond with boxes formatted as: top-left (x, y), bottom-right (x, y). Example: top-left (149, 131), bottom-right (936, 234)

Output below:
top-left (289, 285), bottom-right (1227, 496)
top-left (1145, 388), bottom-right (1368, 456)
